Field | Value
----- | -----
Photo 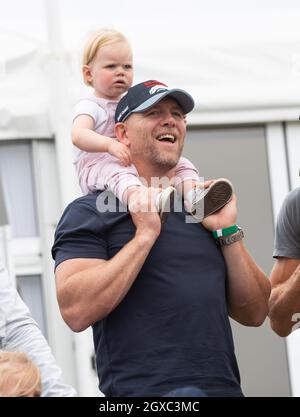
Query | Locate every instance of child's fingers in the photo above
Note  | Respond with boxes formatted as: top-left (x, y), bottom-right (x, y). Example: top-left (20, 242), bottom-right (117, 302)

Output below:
top-left (118, 153), bottom-right (130, 166)
top-left (125, 151), bottom-right (131, 164)
top-left (121, 150), bottom-right (131, 165)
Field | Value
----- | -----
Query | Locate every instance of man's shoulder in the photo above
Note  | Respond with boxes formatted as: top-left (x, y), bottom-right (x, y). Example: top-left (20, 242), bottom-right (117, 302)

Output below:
top-left (63, 193), bottom-right (99, 218)
top-left (274, 187), bottom-right (300, 258)
top-left (67, 192), bottom-right (99, 209)
top-left (285, 187), bottom-right (300, 206)
top-left (52, 193), bottom-right (131, 266)
top-left (59, 192), bottom-right (129, 230)
top-left (280, 187), bottom-right (300, 219)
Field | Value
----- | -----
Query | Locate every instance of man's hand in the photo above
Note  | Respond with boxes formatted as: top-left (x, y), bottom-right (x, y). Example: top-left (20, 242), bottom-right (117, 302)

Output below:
top-left (202, 193), bottom-right (238, 231)
top-left (107, 140), bottom-right (131, 166)
top-left (129, 187), bottom-right (162, 241)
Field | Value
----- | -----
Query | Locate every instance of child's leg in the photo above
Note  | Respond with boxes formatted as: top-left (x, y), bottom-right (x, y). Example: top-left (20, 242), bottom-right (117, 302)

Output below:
top-left (125, 186), bottom-right (176, 224)
top-left (85, 155), bottom-right (176, 223)
top-left (174, 156), bottom-right (202, 211)
top-left (175, 157), bottom-right (233, 221)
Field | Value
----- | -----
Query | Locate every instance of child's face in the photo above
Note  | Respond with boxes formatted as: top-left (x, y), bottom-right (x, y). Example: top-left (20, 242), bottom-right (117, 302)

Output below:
top-left (86, 41), bottom-right (133, 100)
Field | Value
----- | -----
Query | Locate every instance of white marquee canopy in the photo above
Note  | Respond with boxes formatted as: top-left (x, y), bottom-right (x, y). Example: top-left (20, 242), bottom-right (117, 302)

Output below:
top-left (1, 0), bottom-right (300, 138)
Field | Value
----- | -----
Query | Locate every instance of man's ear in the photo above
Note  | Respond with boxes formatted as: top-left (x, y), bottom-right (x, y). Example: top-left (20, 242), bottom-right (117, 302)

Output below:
top-left (115, 123), bottom-right (130, 146)
top-left (82, 65), bottom-right (93, 85)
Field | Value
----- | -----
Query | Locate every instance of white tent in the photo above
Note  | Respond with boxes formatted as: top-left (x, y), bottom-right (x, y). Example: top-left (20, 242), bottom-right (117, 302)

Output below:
top-left (1, 0), bottom-right (300, 138)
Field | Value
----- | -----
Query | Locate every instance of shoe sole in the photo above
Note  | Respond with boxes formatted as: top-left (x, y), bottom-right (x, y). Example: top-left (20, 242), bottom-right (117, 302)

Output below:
top-left (203, 181), bottom-right (233, 218)
top-left (191, 180), bottom-right (233, 220)
top-left (160, 188), bottom-right (176, 225)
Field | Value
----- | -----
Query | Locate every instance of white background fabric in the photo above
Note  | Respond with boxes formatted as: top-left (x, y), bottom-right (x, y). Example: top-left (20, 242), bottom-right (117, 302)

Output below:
top-left (1, 0), bottom-right (300, 135)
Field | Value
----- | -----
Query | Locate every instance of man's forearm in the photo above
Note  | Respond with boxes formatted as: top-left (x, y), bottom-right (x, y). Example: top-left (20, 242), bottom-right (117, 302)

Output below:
top-left (56, 231), bottom-right (157, 332)
top-left (269, 264), bottom-right (300, 337)
top-left (222, 241), bottom-right (270, 326)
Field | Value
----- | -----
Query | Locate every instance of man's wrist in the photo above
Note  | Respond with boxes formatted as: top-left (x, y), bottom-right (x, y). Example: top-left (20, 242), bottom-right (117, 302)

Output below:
top-left (212, 224), bottom-right (239, 239)
top-left (214, 227), bottom-right (244, 247)
top-left (135, 229), bottom-right (159, 247)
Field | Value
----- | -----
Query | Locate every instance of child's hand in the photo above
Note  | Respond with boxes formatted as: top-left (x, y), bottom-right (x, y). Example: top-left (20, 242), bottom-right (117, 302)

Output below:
top-left (108, 141), bottom-right (131, 166)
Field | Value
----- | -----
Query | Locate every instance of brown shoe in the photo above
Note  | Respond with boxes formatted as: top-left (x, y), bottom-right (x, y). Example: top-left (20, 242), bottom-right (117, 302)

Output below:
top-left (191, 179), bottom-right (233, 222)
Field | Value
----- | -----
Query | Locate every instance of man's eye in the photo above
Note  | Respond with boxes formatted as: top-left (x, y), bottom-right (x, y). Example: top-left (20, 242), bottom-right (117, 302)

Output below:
top-left (173, 112), bottom-right (184, 118)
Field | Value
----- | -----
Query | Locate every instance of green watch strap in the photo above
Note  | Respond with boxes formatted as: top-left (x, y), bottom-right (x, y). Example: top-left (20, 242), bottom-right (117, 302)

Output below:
top-left (212, 224), bottom-right (239, 239)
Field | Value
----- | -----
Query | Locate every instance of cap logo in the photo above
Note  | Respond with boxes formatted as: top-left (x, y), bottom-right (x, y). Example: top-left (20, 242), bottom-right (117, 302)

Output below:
top-left (117, 105), bottom-right (129, 122)
top-left (149, 85), bottom-right (169, 95)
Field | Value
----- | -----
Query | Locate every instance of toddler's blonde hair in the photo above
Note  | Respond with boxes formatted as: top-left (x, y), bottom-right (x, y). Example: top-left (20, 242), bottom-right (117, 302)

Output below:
top-left (0, 351), bottom-right (41, 397)
top-left (82, 28), bottom-right (130, 86)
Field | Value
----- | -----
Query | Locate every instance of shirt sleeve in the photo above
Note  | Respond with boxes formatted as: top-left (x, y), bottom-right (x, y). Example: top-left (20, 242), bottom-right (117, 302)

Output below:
top-left (273, 188), bottom-right (300, 259)
top-left (0, 261), bottom-right (77, 397)
top-left (52, 197), bottom-right (109, 269)
top-left (72, 99), bottom-right (103, 125)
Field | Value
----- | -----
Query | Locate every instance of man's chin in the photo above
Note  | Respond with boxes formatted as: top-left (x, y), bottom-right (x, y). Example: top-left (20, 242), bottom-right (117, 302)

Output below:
top-left (153, 157), bottom-right (179, 170)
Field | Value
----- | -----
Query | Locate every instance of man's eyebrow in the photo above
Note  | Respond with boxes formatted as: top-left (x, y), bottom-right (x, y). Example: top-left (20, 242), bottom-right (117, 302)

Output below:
top-left (143, 106), bottom-right (159, 113)
top-left (171, 105), bottom-right (184, 113)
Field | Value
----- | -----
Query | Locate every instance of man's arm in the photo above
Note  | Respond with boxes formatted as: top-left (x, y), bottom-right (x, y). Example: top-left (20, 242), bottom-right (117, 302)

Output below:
top-left (55, 190), bottom-right (161, 332)
top-left (221, 239), bottom-right (270, 326)
top-left (202, 194), bottom-right (270, 326)
top-left (268, 258), bottom-right (300, 337)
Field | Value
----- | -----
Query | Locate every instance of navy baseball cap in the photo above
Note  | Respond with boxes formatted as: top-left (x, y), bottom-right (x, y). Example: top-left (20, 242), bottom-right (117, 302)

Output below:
top-left (115, 80), bottom-right (195, 123)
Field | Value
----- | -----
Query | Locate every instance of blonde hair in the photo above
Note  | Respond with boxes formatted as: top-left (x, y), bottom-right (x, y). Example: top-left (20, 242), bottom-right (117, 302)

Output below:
top-left (82, 28), bottom-right (130, 86)
top-left (0, 351), bottom-right (41, 397)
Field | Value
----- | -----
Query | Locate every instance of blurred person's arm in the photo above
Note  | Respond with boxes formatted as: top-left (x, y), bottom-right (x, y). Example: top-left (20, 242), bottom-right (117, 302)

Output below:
top-left (0, 261), bottom-right (77, 397)
top-left (268, 188), bottom-right (300, 336)
top-left (269, 259), bottom-right (300, 337)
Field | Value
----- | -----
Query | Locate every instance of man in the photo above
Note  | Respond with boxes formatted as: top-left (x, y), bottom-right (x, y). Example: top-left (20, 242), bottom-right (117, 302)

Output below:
top-left (269, 187), bottom-right (300, 337)
top-left (52, 80), bottom-right (270, 397)
top-left (0, 259), bottom-right (77, 396)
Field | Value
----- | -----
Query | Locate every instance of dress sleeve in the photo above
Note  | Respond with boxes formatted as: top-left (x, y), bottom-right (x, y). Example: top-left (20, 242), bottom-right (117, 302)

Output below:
top-left (72, 99), bottom-right (103, 125)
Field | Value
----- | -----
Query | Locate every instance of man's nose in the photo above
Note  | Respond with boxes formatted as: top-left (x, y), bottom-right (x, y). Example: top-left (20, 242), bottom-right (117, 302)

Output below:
top-left (162, 113), bottom-right (176, 126)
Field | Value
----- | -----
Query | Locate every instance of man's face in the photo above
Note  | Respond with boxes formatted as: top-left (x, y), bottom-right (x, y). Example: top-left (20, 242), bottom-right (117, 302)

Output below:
top-left (124, 98), bottom-right (186, 170)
